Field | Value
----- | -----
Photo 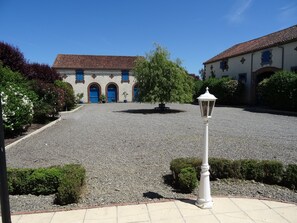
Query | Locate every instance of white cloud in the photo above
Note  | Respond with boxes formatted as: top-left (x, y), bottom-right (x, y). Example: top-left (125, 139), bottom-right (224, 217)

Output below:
top-left (226, 0), bottom-right (253, 23)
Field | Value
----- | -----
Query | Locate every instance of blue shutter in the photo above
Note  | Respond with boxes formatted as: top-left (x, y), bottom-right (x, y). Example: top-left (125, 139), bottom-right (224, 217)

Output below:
top-left (261, 51), bottom-right (271, 65)
top-left (76, 70), bottom-right (84, 82)
top-left (122, 70), bottom-right (129, 82)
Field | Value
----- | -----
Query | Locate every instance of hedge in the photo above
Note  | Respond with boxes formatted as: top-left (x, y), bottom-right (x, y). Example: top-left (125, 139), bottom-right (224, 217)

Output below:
top-left (170, 157), bottom-right (296, 192)
top-left (7, 164), bottom-right (86, 205)
top-left (55, 164), bottom-right (86, 205)
top-left (197, 78), bottom-right (244, 105)
top-left (257, 71), bottom-right (297, 111)
top-left (178, 167), bottom-right (198, 193)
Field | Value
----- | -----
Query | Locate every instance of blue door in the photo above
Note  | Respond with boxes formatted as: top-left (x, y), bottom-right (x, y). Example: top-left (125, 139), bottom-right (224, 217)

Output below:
top-left (133, 87), bottom-right (139, 102)
top-left (89, 85), bottom-right (99, 103)
top-left (107, 84), bottom-right (117, 102)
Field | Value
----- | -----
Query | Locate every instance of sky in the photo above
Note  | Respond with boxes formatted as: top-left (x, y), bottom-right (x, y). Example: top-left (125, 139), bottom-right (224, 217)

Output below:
top-left (0, 0), bottom-right (296, 75)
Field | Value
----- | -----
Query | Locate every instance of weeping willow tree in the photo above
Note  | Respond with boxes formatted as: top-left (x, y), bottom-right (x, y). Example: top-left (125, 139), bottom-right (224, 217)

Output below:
top-left (133, 45), bottom-right (194, 110)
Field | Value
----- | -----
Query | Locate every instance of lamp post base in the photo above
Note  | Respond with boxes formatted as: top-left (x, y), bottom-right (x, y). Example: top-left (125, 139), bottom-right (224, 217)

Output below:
top-left (195, 199), bottom-right (213, 209)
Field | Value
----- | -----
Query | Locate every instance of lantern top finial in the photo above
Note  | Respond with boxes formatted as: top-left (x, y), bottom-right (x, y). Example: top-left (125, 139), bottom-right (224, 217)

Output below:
top-left (197, 87), bottom-right (217, 101)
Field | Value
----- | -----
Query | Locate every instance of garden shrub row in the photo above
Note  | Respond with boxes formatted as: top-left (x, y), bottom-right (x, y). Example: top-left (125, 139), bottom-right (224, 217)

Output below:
top-left (258, 71), bottom-right (297, 111)
top-left (170, 157), bottom-right (297, 192)
top-left (7, 164), bottom-right (86, 205)
top-left (1, 42), bottom-right (77, 136)
top-left (195, 77), bottom-right (244, 105)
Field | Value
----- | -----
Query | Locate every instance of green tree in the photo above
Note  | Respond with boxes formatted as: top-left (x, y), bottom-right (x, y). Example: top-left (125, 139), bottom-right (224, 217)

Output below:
top-left (133, 45), bottom-right (193, 110)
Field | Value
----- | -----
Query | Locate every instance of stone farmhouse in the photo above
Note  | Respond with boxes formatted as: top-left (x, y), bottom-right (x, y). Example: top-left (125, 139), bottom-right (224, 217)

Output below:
top-left (53, 54), bottom-right (139, 103)
top-left (203, 25), bottom-right (297, 104)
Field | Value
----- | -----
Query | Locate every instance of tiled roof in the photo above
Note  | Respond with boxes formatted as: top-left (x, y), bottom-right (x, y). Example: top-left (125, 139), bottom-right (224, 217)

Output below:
top-left (52, 54), bottom-right (139, 70)
top-left (204, 25), bottom-right (297, 64)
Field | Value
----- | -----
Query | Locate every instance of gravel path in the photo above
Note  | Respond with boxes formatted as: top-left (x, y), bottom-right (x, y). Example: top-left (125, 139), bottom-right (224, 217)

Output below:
top-left (6, 103), bottom-right (297, 213)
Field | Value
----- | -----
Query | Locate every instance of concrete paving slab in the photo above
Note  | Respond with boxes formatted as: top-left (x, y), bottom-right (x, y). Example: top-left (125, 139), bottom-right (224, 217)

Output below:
top-left (262, 200), bottom-right (296, 208)
top-left (184, 214), bottom-right (220, 223)
top-left (215, 212), bottom-right (254, 223)
top-left (245, 208), bottom-right (290, 223)
top-left (11, 215), bottom-right (22, 223)
top-left (17, 212), bottom-right (54, 223)
top-left (84, 206), bottom-right (116, 222)
top-left (212, 197), bottom-right (242, 214)
top-left (273, 206), bottom-right (297, 223)
top-left (147, 201), bottom-right (183, 222)
top-left (230, 198), bottom-right (269, 211)
top-left (174, 200), bottom-right (212, 217)
top-left (50, 209), bottom-right (86, 223)
top-left (118, 204), bottom-right (150, 223)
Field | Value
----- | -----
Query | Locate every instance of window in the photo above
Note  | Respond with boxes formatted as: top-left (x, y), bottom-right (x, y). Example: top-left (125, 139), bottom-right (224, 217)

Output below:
top-left (238, 73), bottom-right (247, 84)
top-left (220, 60), bottom-right (229, 71)
top-left (76, 70), bottom-right (84, 83)
top-left (121, 70), bottom-right (129, 83)
top-left (222, 75), bottom-right (229, 78)
top-left (261, 50), bottom-right (272, 65)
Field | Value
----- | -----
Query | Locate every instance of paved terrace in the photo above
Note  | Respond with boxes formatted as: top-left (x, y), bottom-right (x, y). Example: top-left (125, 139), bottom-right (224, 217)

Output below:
top-left (9, 198), bottom-right (297, 223)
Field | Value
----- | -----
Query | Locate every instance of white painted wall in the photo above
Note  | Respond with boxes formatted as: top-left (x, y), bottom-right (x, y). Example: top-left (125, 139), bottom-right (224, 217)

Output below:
top-left (56, 69), bottom-right (137, 103)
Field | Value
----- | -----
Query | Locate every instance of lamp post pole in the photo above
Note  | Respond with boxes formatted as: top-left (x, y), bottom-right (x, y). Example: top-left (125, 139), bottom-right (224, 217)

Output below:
top-left (196, 118), bottom-right (212, 209)
top-left (0, 94), bottom-right (12, 223)
top-left (196, 87), bottom-right (217, 209)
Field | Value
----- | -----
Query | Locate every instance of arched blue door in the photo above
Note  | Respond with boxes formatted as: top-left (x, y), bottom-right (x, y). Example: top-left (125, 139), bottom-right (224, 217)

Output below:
top-left (133, 86), bottom-right (139, 102)
top-left (107, 84), bottom-right (117, 102)
top-left (89, 84), bottom-right (99, 103)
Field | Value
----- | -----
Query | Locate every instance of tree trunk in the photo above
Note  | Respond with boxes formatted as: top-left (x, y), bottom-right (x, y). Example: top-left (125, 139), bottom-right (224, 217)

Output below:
top-left (159, 103), bottom-right (166, 111)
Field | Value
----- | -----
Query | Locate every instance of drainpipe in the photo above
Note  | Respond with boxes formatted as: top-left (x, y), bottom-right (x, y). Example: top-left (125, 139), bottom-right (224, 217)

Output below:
top-left (250, 52), bottom-right (254, 105)
top-left (278, 46), bottom-right (284, 70)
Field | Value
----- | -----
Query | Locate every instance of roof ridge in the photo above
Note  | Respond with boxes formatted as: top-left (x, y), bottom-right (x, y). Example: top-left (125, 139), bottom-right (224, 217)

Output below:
top-left (57, 54), bottom-right (138, 58)
top-left (204, 24), bottom-right (297, 64)
top-left (234, 24), bottom-right (297, 46)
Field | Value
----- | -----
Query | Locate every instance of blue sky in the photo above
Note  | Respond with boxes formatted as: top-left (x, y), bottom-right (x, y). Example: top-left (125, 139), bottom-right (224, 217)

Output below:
top-left (0, 0), bottom-right (296, 74)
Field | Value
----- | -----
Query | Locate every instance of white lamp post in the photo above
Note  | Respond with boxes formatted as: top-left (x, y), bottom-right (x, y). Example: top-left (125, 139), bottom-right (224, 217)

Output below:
top-left (196, 87), bottom-right (217, 209)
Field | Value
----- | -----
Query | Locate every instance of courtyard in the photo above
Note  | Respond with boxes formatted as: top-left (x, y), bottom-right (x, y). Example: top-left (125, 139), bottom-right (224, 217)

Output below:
top-left (6, 103), bottom-right (297, 212)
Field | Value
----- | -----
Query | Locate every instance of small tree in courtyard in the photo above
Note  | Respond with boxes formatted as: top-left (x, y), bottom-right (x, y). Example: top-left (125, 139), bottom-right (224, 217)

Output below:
top-left (133, 45), bottom-right (193, 110)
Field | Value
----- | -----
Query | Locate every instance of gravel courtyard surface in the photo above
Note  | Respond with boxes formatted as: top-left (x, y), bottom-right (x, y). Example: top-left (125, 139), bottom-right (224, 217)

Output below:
top-left (6, 103), bottom-right (297, 213)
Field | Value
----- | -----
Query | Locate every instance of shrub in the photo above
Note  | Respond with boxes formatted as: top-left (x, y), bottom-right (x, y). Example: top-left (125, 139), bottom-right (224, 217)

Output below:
top-left (209, 158), bottom-right (242, 180)
top-left (0, 65), bottom-right (37, 135)
top-left (198, 78), bottom-right (244, 105)
top-left (239, 159), bottom-right (264, 181)
top-left (55, 164), bottom-right (86, 205)
top-left (7, 164), bottom-right (86, 205)
top-left (178, 167), bottom-right (198, 193)
top-left (55, 80), bottom-right (76, 111)
top-left (170, 157), bottom-right (201, 183)
top-left (27, 167), bottom-right (63, 195)
top-left (257, 71), bottom-right (297, 111)
top-left (170, 157), bottom-right (295, 190)
top-left (282, 164), bottom-right (297, 189)
top-left (76, 93), bottom-right (84, 104)
top-left (31, 80), bottom-right (65, 122)
top-left (7, 168), bottom-right (33, 194)
top-left (260, 160), bottom-right (284, 184)
top-left (24, 63), bottom-right (61, 83)
top-left (193, 79), bottom-right (203, 102)
top-left (0, 42), bottom-right (27, 74)
top-left (1, 84), bottom-right (35, 135)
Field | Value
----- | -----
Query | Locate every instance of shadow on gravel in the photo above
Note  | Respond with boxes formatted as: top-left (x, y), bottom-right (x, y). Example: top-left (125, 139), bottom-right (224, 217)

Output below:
top-left (243, 107), bottom-right (297, 117)
top-left (143, 191), bottom-right (196, 205)
top-left (163, 174), bottom-right (174, 187)
top-left (143, 192), bottom-right (164, 199)
top-left (115, 109), bottom-right (185, 115)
